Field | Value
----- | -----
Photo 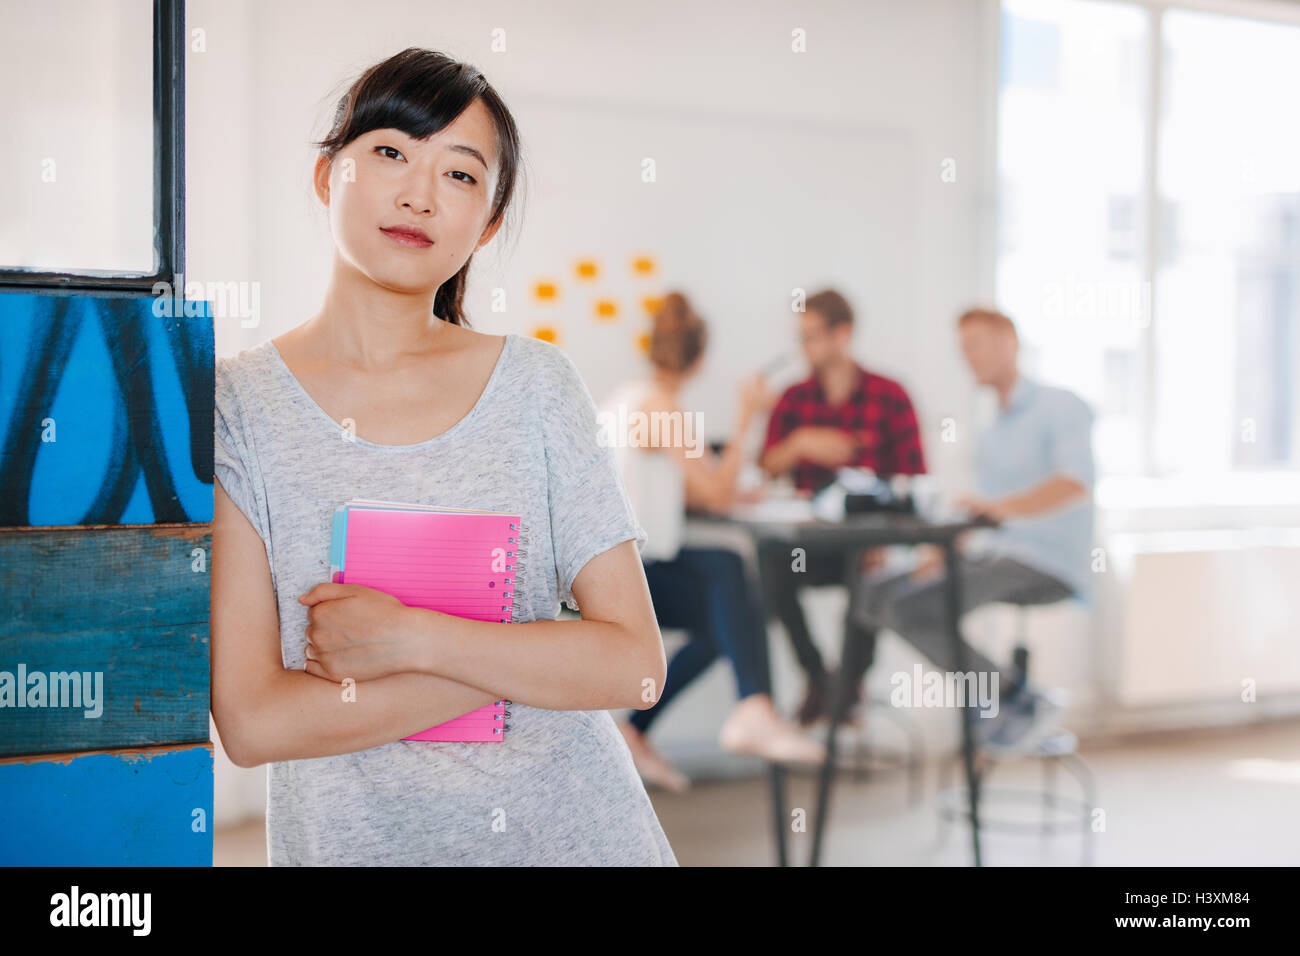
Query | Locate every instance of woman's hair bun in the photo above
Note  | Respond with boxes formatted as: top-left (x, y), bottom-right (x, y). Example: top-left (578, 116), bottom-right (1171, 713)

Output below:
top-left (649, 290), bottom-right (707, 373)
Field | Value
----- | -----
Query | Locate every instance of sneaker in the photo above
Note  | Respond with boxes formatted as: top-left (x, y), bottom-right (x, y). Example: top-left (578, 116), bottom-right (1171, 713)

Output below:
top-left (980, 688), bottom-right (1069, 758)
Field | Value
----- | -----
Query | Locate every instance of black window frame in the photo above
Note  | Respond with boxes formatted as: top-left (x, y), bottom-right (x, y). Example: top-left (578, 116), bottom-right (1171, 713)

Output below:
top-left (0, 0), bottom-right (185, 294)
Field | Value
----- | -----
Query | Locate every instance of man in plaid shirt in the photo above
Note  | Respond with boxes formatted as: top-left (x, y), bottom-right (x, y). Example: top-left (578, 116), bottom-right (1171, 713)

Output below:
top-left (758, 290), bottom-right (928, 725)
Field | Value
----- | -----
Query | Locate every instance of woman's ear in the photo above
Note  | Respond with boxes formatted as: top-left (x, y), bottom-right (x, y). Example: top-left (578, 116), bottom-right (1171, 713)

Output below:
top-left (475, 212), bottom-right (504, 252)
top-left (312, 153), bottom-right (332, 206)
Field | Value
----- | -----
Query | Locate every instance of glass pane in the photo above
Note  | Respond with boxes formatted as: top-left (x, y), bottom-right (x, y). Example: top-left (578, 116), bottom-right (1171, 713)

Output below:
top-left (0, 0), bottom-right (156, 274)
top-left (997, 0), bottom-right (1149, 477)
top-left (1156, 10), bottom-right (1300, 475)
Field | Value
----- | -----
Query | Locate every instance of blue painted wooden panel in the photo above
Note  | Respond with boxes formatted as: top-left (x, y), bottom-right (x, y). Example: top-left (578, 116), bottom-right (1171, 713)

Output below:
top-left (0, 525), bottom-right (210, 757)
top-left (0, 743), bottom-right (213, 866)
top-left (0, 290), bottom-right (214, 526)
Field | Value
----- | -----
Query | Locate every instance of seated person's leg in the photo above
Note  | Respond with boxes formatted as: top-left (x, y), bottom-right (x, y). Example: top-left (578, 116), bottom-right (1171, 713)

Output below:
top-left (872, 558), bottom-right (1006, 680)
top-left (756, 539), bottom-right (831, 681)
top-left (684, 547), bottom-right (825, 763)
top-left (684, 547), bottom-right (768, 699)
top-left (838, 564), bottom-right (918, 692)
top-left (862, 556), bottom-right (1076, 751)
top-left (620, 551), bottom-right (721, 791)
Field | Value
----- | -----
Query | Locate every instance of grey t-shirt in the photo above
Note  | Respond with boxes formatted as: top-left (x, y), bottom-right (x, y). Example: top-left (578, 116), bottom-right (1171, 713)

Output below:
top-left (214, 331), bottom-right (678, 866)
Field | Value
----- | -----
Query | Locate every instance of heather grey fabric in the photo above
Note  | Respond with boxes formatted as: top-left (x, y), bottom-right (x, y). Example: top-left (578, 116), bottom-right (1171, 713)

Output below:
top-left (215, 332), bottom-right (677, 866)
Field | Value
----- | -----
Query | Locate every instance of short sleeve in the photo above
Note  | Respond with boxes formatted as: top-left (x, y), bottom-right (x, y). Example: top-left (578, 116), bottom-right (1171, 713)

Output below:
top-left (1047, 391), bottom-right (1095, 490)
top-left (213, 358), bottom-right (271, 552)
top-left (535, 343), bottom-right (648, 613)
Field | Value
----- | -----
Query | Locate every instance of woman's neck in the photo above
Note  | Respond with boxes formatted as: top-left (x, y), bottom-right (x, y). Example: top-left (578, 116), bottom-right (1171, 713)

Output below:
top-left (308, 255), bottom-right (453, 369)
top-left (649, 367), bottom-right (682, 398)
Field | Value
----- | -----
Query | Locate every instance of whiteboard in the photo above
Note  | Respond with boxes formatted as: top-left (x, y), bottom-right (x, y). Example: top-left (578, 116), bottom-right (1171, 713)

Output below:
top-left (468, 95), bottom-right (921, 436)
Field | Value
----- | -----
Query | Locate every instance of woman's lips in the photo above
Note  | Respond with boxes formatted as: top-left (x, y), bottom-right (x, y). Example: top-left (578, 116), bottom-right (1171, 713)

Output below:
top-left (380, 227), bottom-right (433, 248)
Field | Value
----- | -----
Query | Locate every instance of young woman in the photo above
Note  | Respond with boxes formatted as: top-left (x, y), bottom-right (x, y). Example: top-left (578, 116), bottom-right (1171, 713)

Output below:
top-left (210, 49), bottom-right (677, 865)
top-left (603, 293), bottom-right (827, 793)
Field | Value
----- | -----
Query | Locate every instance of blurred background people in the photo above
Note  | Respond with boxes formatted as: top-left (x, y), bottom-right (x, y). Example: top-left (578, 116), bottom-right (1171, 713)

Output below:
top-left (600, 292), bottom-right (828, 792)
top-left (845, 307), bottom-right (1095, 753)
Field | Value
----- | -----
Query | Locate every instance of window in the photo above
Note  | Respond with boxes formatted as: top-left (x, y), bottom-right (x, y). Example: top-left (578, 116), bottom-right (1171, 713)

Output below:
top-left (997, 0), bottom-right (1148, 477)
top-left (1156, 8), bottom-right (1300, 474)
top-left (997, 0), bottom-right (1300, 480)
top-left (0, 0), bottom-right (184, 290)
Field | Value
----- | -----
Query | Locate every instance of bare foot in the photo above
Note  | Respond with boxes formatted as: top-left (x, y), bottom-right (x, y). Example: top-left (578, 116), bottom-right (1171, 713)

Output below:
top-left (617, 722), bottom-right (691, 793)
top-left (719, 694), bottom-right (828, 765)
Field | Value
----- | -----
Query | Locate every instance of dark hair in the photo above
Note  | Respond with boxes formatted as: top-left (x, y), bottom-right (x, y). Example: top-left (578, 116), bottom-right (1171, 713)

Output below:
top-left (312, 48), bottom-right (525, 327)
top-left (805, 289), bottom-right (854, 330)
top-left (649, 291), bottom-right (708, 374)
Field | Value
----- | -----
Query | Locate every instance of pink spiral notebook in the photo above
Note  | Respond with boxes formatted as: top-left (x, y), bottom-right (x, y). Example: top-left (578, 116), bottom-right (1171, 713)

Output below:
top-left (329, 498), bottom-right (521, 742)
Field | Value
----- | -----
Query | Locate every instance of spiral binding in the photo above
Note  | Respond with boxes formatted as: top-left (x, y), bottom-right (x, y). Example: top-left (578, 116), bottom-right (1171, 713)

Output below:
top-left (499, 520), bottom-right (526, 626)
top-left (493, 699), bottom-right (514, 733)
top-left (496, 520), bottom-right (522, 733)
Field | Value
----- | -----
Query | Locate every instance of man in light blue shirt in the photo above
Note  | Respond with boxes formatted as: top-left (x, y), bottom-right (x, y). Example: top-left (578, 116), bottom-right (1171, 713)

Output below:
top-left (843, 307), bottom-right (1095, 754)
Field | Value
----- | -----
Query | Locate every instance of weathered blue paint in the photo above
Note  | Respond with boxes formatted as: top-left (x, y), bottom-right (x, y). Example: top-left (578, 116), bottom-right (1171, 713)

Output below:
top-left (0, 743), bottom-right (213, 866)
top-left (0, 526), bottom-right (210, 757)
top-left (0, 291), bottom-right (214, 526)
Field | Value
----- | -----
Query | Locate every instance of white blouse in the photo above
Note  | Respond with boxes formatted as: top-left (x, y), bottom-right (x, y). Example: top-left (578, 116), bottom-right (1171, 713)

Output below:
top-left (597, 378), bottom-right (685, 564)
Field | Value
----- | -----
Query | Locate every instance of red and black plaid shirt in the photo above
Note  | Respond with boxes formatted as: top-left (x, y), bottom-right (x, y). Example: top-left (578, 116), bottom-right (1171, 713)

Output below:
top-left (761, 364), bottom-right (927, 493)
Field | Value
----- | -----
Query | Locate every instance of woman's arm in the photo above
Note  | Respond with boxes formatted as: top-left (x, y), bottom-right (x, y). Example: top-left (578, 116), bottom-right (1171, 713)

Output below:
top-left (641, 380), bottom-right (761, 514)
top-left (399, 538), bottom-right (667, 712)
top-left (210, 479), bottom-right (499, 768)
top-left (679, 405), bottom-right (753, 513)
top-left (295, 540), bottom-right (667, 713)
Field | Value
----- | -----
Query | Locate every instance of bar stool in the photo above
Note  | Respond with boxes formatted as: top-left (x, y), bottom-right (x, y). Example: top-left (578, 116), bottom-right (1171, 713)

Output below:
top-left (934, 601), bottom-right (1098, 865)
top-left (836, 698), bottom-right (926, 806)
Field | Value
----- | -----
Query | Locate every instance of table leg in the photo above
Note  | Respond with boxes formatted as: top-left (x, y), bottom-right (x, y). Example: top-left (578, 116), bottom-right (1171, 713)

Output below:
top-left (769, 762), bottom-right (788, 867)
top-left (752, 540), bottom-right (790, 867)
top-left (943, 539), bottom-right (983, 866)
top-left (809, 548), bottom-right (866, 866)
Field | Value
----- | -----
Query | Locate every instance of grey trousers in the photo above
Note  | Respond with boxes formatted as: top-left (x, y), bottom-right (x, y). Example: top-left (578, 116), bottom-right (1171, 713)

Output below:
top-left (844, 555), bottom-right (1074, 689)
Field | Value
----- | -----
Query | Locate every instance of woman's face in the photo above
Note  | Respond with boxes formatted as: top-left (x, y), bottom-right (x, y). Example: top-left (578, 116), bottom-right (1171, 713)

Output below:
top-left (314, 98), bottom-right (502, 296)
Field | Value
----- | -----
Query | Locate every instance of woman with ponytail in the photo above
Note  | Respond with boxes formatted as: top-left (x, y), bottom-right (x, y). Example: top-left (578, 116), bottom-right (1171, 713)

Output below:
top-left (211, 49), bottom-right (676, 865)
top-left (601, 292), bottom-right (827, 793)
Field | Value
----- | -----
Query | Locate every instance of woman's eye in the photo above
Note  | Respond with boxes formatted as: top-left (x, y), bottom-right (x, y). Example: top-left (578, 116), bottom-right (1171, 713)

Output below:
top-left (372, 145), bottom-right (475, 185)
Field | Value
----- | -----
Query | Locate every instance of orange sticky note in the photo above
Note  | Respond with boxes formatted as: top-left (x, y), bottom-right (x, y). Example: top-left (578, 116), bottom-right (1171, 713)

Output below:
top-left (631, 255), bottom-right (657, 276)
top-left (635, 332), bottom-right (651, 354)
top-left (531, 324), bottom-right (559, 344)
top-left (642, 295), bottom-right (664, 316)
top-left (533, 281), bottom-right (558, 302)
top-left (594, 299), bottom-right (619, 320)
top-left (575, 259), bottom-right (599, 280)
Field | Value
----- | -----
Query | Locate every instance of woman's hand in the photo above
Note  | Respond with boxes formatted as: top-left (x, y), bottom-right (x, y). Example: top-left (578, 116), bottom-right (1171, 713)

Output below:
top-left (296, 583), bottom-right (431, 683)
top-left (737, 373), bottom-right (774, 420)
